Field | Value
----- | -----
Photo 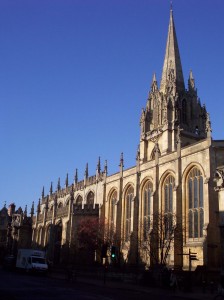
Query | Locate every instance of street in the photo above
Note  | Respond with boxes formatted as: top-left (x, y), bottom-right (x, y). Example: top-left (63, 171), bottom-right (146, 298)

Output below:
top-left (0, 267), bottom-right (210, 300)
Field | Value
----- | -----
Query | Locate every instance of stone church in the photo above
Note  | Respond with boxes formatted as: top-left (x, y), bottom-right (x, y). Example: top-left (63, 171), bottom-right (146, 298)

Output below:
top-left (33, 8), bottom-right (224, 271)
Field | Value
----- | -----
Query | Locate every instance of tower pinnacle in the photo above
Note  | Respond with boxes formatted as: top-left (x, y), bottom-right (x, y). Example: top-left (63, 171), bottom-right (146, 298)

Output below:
top-left (160, 8), bottom-right (185, 94)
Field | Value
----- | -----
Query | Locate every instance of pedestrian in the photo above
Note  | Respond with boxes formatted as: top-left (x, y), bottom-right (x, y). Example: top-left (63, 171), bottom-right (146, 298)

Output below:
top-left (170, 270), bottom-right (178, 292)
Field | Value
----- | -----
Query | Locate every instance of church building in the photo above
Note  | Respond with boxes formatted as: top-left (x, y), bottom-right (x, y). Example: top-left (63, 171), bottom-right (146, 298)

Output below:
top-left (33, 8), bottom-right (224, 271)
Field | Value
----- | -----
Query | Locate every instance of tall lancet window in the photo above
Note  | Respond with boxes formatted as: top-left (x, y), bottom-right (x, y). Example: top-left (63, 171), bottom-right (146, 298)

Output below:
top-left (188, 167), bottom-right (204, 239)
top-left (109, 190), bottom-right (117, 234)
top-left (125, 186), bottom-right (134, 242)
top-left (143, 181), bottom-right (153, 240)
top-left (163, 175), bottom-right (175, 237)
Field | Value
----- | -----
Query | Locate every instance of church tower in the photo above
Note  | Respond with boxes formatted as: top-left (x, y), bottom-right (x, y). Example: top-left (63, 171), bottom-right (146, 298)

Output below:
top-left (139, 8), bottom-right (211, 161)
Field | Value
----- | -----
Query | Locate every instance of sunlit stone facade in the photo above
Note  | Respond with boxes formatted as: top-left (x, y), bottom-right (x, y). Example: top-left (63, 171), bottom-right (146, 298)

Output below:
top-left (33, 9), bottom-right (224, 271)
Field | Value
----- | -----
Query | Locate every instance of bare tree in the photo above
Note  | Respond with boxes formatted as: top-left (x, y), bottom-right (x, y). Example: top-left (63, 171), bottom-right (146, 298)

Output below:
top-left (140, 212), bottom-right (182, 266)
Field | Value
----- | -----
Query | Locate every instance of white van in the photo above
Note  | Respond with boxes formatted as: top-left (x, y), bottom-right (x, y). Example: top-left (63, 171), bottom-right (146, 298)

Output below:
top-left (16, 249), bottom-right (48, 273)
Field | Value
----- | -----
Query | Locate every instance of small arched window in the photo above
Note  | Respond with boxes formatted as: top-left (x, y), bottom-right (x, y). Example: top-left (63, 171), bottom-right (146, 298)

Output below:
top-left (188, 167), bottom-right (204, 239)
top-left (125, 186), bottom-right (134, 242)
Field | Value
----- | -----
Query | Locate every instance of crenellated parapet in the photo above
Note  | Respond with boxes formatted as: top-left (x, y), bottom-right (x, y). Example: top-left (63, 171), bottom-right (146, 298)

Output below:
top-left (73, 204), bottom-right (99, 216)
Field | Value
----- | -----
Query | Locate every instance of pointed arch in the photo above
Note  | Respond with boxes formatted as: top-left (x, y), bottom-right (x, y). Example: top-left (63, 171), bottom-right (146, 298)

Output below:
top-left (159, 172), bottom-right (176, 241)
top-left (58, 202), bottom-right (63, 208)
top-left (75, 195), bottom-right (83, 206)
top-left (140, 180), bottom-right (153, 240)
top-left (86, 191), bottom-right (94, 205)
top-left (107, 188), bottom-right (118, 236)
top-left (45, 223), bottom-right (52, 246)
top-left (185, 166), bottom-right (204, 239)
top-left (123, 184), bottom-right (134, 242)
top-left (37, 226), bottom-right (43, 246)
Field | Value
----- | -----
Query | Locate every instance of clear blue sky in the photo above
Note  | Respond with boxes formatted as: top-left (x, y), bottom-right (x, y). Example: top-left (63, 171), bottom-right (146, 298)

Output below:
top-left (0, 0), bottom-right (223, 213)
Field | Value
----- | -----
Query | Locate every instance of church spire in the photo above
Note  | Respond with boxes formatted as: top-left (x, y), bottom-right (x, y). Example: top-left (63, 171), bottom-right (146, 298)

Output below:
top-left (151, 73), bottom-right (158, 92)
top-left (160, 7), bottom-right (185, 94)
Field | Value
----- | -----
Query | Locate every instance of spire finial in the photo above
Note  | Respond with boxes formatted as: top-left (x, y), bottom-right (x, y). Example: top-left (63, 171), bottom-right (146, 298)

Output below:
top-left (37, 198), bottom-right (41, 213)
top-left (170, 0), bottom-right (173, 11)
top-left (85, 163), bottom-right (89, 179)
top-left (160, 5), bottom-right (185, 94)
top-left (104, 160), bottom-right (108, 175)
top-left (24, 205), bottom-right (27, 216)
top-left (97, 156), bottom-right (101, 174)
top-left (57, 178), bottom-right (61, 191)
top-left (30, 201), bottom-right (34, 216)
top-left (42, 186), bottom-right (45, 199)
top-left (50, 182), bottom-right (53, 195)
top-left (65, 173), bottom-right (69, 188)
top-left (119, 152), bottom-right (124, 168)
top-left (74, 168), bottom-right (78, 184)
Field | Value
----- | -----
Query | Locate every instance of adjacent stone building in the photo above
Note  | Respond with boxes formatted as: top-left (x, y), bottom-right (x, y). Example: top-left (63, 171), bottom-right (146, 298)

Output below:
top-left (32, 8), bottom-right (224, 271)
top-left (0, 203), bottom-right (34, 261)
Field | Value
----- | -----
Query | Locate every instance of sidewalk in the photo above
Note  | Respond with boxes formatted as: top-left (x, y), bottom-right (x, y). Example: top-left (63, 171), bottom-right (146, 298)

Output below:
top-left (49, 268), bottom-right (216, 300)
top-left (77, 276), bottom-right (215, 300)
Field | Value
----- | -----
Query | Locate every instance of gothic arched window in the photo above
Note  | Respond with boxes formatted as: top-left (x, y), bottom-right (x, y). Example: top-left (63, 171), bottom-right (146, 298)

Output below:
top-left (76, 195), bottom-right (83, 206)
top-left (163, 175), bottom-right (175, 213)
top-left (109, 190), bottom-right (117, 234)
top-left (125, 186), bottom-right (134, 242)
top-left (86, 191), bottom-right (94, 205)
top-left (187, 167), bottom-right (204, 239)
top-left (163, 175), bottom-right (175, 237)
top-left (142, 181), bottom-right (153, 240)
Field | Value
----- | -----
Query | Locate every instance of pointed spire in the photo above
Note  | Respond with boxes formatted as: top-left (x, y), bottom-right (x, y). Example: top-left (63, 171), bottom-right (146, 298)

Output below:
top-left (160, 8), bottom-right (185, 94)
top-left (65, 173), bottom-right (69, 188)
top-left (57, 178), bottom-right (61, 191)
top-left (74, 168), bottom-right (78, 184)
top-left (151, 73), bottom-right (158, 92)
top-left (45, 195), bottom-right (49, 210)
top-left (37, 198), bottom-right (41, 213)
top-left (119, 152), bottom-right (124, 176)
top-left (97, 157), bottom-right (101, 174)
top-left (119, 152), bottom-right (124, 168)
top-left (188, 69), bottom-right (196, 91)
top-left (42, 186), bottom-right (45, 199)
top-left (24, 205), bottom-right (27, 216)
top-left (85, 163), bottom-right (89, 179)
top-left (50, 182), bottom-right (53, 195)
top-left (30, 201), bottom-right (34, 217)
top-left (104, 160), bottom-right (108, 176)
